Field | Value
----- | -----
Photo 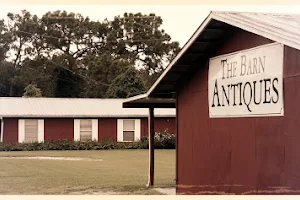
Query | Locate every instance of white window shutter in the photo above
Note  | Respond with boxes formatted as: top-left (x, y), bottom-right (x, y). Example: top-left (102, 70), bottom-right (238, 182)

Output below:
top-left (37, 120), bottom-right (44, 142)
top-left (74, 119), bottom-right (80, 141)
top-left (117, 119), bottom-right (123, 142)
top-left (92, 119), bottom-right (98, 141)
top-left (18, 120), bottom-right (25, 143)
top-left (134, 119), bottom-right (141, 141)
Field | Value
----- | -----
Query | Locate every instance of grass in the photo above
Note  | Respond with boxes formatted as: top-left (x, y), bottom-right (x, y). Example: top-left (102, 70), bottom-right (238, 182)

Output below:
top-left (0, 149), bottom-right (175, 195)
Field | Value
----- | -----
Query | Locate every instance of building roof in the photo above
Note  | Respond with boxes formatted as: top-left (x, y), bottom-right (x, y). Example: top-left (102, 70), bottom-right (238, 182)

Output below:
top-left (123, 11), bottom-right (300, 107)
top-left (0, 97), bottom-right (175, 118)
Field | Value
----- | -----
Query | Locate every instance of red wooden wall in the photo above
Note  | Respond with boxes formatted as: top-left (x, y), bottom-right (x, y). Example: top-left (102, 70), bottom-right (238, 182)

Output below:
top-left (98, 118), bottom-right (117, 141)
top-left (176, 28), bottom-right (300, 194)
top-left (44, 119), bottom-right (74, 141)
top-left (2, 117), bottom-right (175, 143)
top-left (3, 118), bottom-right (18, 143)
top-left (141, 117), bottom-right (176, 137)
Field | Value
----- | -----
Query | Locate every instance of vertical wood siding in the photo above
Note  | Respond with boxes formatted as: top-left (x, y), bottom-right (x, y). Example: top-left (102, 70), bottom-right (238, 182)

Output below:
top-left (98, 118), bottom-right (117, 141)
top-left (3, 118), bottom-right (18, 143)
top-left (44, 119), bottom-right (74, 141)
top-left (3, 117), bottom-right (175, 143)
top-left (140, 117), bottom-right (176, 137)
top-left (176, 28), bottom-right (300, 194)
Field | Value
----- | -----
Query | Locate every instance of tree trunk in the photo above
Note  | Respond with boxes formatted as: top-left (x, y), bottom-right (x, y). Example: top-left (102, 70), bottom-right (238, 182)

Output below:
top-left (9, 84), bottom-right (13, 96)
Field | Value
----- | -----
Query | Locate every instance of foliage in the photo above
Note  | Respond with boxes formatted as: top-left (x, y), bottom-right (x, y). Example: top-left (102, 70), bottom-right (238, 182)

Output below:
top-left (23, 83), bottom-right (42, 97)
top-left (106, 66), bottom-right (147, 98)
top-left (0, 62), bottom-right (23, 96)
top-left (80, 53), bottom-right (129, 98)
top-left (0, 132), bottom-right (175, 151)
top-left (141, 131), bottom-right (176, 149)
top-left (0, 10), bottom-right (180, 97)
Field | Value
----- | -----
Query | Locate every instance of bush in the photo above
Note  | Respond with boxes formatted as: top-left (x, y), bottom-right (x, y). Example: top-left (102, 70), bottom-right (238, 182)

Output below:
top-left (144, 131), bottom-right (176, 149)
top-left (0, 132), bottom-right (176, 151)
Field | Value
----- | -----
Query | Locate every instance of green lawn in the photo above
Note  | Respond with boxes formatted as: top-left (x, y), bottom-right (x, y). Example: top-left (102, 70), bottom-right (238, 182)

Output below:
top-left (0, 149), bottom-right (175, 195)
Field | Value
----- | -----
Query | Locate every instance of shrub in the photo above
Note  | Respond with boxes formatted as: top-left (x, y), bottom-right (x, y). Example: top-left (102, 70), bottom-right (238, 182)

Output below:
top-left (154, 131), bottom-right (176, 149)
top-left (138, 131), bottom-right (176, 149)
top-left (0, 131), bottom-right (176, 151)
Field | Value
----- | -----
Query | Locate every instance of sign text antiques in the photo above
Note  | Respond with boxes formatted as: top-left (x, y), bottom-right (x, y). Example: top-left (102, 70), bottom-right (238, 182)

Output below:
top-left (208, 43), bottom-right (284, 118)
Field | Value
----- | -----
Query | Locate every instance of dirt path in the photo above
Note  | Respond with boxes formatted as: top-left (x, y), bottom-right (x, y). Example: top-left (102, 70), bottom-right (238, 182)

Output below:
top-left (68, 190), bottom-right (121, 195)
top-left (0, 156), bottom-right (103, 161)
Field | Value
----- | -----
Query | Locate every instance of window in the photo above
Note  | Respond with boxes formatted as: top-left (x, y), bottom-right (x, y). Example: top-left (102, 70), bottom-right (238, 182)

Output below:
top-left (25, 119), bottom-right (38, 142)
top-left (18, 119), bottom-right (44, 143)
top-left (123, 120), bottom-right (135, 142)
top-left (80, 119), bottom-right (92, 141)
top-left (117, 119), bottom-right (140, 142)
top-left (74, 119), bottom-right (98, 141)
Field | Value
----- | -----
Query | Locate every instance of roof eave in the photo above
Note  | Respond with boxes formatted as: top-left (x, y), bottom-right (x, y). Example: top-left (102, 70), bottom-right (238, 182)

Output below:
top-left (122, 94), bottom-right (176, 108)
top-left (122, 12), bottom-right (215, 108)
top-left (144, 12), bottom-right (214, 98)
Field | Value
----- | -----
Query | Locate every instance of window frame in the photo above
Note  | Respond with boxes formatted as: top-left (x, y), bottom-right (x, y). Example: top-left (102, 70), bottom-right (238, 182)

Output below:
top-left (74, 119), bottom-right (98, 142)
top-left (117, 119), bottom-right (140, 142)
top-left (18, 119), bottom-right (44, 143)
top-left (79, 119), bottom-right (93, 142)
top-left (122, 119), bottom-right (136, 142)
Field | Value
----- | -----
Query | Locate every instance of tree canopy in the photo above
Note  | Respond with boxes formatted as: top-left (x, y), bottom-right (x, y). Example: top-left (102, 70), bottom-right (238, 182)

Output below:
top-left (106, 67), bottom-right (147, 98)
top-left (23, 83), bottom-right (42, 97)
top-left (0, 10), bottom-right (180, 98)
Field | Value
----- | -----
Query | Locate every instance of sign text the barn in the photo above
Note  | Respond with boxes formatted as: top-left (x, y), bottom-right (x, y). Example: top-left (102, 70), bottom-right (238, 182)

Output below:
top-left (208, 43), bottom-right (284, 118)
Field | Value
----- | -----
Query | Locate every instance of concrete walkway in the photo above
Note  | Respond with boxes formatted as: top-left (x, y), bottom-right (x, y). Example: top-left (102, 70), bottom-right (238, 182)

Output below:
top-left (154, 187), bottom-right (176, 195)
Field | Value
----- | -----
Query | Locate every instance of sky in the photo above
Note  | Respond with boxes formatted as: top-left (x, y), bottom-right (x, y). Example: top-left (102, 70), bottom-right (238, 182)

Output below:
top-left (1, 5), bottom-right (300, 47)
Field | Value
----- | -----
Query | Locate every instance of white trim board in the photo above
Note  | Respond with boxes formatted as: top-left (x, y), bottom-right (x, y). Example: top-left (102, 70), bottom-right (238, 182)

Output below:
top-left (18, 119), bottom-right (25, 143)
top-left (37, 120), bottom-right (44, 142)
top-left (92, 119), bottom-right (98, 141)
top-left (74, 119), bottom-right (80, 141)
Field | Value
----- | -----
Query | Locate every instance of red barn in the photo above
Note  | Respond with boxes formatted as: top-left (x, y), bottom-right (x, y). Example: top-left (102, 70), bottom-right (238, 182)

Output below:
top-left (0, 98), bottom-right (175, 143)
top-left (123, 11), bottom-right (300, 194)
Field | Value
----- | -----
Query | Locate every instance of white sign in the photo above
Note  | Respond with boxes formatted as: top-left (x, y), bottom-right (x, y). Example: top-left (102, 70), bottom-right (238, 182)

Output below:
top-left (208, 43), bottom-right (284, 118)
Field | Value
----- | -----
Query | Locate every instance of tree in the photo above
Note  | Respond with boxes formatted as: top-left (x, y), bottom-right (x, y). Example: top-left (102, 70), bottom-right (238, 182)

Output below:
top-left (0, 18), bottom-right (15, 96)
top-left (0, 62), bottom-right (23, 96)
top-left (106, 67), bottom-right (146, 98)
top-left (1, 10), bottom-right (180, 98)
top-left (106, 12), bottom-right (180, 88)
top-left (0, 19), bottom-right (11, 62)
top-left (23, 83), bottom-right (42, 97)
top-left (80, 53), bottom-right (130, 98)
top-left (7, 10), bottom-right (105, 97)
top-left (6, 10), bottom-right (44, 96)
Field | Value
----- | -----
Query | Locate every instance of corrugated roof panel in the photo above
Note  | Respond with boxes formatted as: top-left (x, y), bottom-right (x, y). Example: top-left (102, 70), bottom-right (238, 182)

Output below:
top-left (212, 11), bottom-right (300, 50)
top-left (0, 98), bottom-right (175, 118)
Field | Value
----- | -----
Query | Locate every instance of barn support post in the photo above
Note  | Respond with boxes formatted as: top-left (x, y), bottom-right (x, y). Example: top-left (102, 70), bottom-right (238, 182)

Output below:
top-left (147, 107), bottom-right (155, 188)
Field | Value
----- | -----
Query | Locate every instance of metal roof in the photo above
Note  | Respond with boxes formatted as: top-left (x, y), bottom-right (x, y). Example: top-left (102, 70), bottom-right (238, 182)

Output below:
top-left (124, 11), bottom-right (300, 107)
top-left (0, 97), bottom-right (175, 118)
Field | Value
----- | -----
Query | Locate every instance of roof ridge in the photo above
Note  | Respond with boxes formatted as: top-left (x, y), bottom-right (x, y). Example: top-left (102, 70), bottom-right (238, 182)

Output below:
top-left (211, 10), bottom-right (300, 16)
